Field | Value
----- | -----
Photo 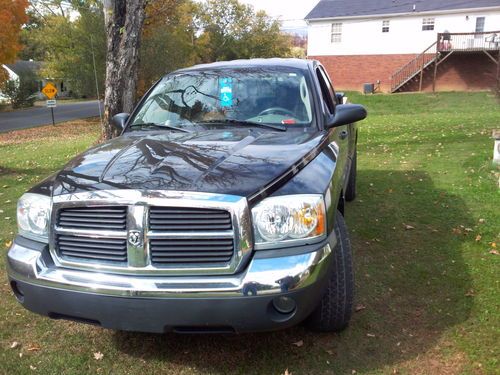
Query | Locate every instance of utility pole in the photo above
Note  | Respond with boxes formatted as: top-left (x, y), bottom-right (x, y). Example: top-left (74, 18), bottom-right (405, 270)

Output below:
top-left (90, 35), bottom-right (103, 127)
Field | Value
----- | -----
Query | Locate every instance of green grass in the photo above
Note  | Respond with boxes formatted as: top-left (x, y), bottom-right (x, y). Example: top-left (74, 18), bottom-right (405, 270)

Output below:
top-left (0, 93), bottom-right (499, 374)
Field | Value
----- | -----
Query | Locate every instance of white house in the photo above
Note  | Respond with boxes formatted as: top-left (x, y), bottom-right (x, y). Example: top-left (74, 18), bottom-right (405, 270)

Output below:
top-left (305, 0), bottom-right (500, 92)
top-left (0, 64), bottom-right (22, 103)
top-left (0, 61), bottom-right (45, 103)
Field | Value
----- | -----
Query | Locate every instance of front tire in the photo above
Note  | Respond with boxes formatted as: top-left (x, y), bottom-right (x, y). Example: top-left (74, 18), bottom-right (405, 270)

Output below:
top-left (305, 211), bottom-right (354, 332)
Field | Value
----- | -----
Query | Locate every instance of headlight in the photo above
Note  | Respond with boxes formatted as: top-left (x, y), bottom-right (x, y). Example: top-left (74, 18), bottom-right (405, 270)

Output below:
top-left (17, 193), bottom-right (52, 242)
top-left (252, 194), bottom-right (326, 249)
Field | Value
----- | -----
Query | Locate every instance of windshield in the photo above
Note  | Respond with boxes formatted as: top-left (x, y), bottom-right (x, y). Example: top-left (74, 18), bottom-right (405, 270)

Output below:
top-left (129, 68), bottom-right (315, 131)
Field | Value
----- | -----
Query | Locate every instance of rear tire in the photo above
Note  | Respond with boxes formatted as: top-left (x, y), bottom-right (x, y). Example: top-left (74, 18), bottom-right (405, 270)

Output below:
top-left (345, 150), bottom-right (357, 202)
top-left (305, 211), bottom-right (354, 332)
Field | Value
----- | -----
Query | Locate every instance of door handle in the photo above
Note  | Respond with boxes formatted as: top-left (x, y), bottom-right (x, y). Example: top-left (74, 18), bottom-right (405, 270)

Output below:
top-left (339, 130), bottom-right (348, 140)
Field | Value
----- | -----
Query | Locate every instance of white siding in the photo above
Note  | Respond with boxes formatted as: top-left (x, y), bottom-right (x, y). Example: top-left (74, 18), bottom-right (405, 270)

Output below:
top-left (307, 9), bottom-right (500, 56)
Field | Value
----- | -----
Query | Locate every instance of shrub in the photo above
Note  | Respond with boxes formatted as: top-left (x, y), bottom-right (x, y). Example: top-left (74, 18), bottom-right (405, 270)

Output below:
top-left (1, 71), bottom-right (39, 108)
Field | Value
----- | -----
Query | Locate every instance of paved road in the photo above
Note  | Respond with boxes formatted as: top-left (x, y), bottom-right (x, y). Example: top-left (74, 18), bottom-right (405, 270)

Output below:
top-left (0, 100), bottom-right (103, 133)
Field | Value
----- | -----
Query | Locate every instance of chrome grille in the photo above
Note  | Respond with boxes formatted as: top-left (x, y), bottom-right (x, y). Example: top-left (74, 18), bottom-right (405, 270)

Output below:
top-left (149, 207), bottom-right (232, 231)
top-left (150, 238), bottom-right (234, 265)
top-left (58, 206), bottom-right (127, 230)
top-left (50, 190), bottom-right (252, 276)
top-left (56, 235), bottom-right (127, 263)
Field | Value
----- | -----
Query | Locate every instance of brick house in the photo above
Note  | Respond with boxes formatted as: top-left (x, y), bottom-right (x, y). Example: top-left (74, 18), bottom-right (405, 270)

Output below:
top-left (305, 0), bottom-right (500, 93)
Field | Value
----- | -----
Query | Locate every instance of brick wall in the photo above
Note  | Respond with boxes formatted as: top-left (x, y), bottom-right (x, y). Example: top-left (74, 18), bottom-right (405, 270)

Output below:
top-left (310, 53), bottom-right (499, 93)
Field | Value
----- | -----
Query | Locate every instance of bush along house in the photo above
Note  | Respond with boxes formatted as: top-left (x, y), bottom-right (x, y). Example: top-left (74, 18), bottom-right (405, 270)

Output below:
top-left (305, 0), bottom-right (500, 93)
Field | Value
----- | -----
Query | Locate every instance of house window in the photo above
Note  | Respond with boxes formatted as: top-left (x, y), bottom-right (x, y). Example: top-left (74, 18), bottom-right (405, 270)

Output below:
top-left (475, 17), bottom-right (485, 32)
top-left (382, 20), bottom-right (390, 33)
top-left (422, 18), bottom-right (435, 31)
top-left (331, 23), bottom-right (342, 43)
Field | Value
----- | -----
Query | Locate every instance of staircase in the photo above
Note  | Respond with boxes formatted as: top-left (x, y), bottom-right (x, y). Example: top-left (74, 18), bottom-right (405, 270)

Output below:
top-left (390, 41), bottom-right (438, 93)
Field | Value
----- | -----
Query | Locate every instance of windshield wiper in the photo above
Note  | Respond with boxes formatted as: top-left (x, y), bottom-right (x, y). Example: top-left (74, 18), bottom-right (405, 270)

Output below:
top-left (196, 119), bottom-right (287, 132)
top-left (129, 122), bottom-right (192, 133)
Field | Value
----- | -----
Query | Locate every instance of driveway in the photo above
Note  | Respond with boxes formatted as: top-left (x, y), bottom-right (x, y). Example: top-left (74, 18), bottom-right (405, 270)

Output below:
top-left (0, 100), bottom-right (103, 133)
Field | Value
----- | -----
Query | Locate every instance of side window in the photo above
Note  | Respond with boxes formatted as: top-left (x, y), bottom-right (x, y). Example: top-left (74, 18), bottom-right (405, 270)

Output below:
top-left (422, 18), bottom-right (435, 31)
top-left (316, 68), bottom-right (335, 114)
top-left (319, 66), bottom-right (337, 104)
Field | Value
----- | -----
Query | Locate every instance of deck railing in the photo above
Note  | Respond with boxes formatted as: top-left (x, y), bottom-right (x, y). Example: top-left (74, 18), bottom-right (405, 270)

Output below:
top-left (438, 30), bottom-right (500, 52)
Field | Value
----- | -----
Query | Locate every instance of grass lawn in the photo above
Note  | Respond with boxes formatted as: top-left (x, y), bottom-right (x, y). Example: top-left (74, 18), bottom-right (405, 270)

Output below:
top-left (0, 93), bottom-right (499, 375)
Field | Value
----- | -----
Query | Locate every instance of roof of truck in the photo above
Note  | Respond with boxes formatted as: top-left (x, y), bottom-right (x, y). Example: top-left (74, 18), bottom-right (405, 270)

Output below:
top-left (174, 58), bottom-right (314, 73)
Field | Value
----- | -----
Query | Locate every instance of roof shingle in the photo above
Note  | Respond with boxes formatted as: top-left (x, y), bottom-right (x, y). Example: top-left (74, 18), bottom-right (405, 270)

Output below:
top-left (305, 0), bottom-right (500, 20)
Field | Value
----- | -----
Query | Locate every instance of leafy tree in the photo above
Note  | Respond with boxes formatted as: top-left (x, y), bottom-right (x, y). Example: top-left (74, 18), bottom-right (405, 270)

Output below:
top-left (240, 10), bottom-right (292, 58)
top-left (18, 9), bottom-right (46, 61)
top-left (0, 0), bottom-right (29, 85)
top-left (34, 2), bottom-right (106, 98)
top-left (139, 0), bottom-right (198, 93)
top-left (195, 0), bottom-right (292, 62)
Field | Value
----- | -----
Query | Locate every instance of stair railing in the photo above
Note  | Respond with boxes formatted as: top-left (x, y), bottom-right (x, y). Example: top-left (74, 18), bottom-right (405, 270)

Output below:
top-left (390, 41), bottom-right (437, 92)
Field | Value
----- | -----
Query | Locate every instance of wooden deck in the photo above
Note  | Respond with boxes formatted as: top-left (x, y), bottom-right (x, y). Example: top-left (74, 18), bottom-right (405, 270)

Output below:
top-left (391, 31), bottom-right (500, 93)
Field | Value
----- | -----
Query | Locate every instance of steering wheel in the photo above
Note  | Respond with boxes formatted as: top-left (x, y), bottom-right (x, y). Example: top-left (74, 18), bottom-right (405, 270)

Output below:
top-left (258, 107), bottom-right (295, 117)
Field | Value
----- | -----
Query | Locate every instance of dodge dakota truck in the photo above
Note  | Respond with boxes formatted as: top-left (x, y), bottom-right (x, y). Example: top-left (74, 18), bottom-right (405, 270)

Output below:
top-left (7, 59), bottom-right (367, 333)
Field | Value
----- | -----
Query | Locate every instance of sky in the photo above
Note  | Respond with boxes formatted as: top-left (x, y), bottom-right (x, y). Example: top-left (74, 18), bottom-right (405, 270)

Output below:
top-left (239, 0), bottom-right (320, 31)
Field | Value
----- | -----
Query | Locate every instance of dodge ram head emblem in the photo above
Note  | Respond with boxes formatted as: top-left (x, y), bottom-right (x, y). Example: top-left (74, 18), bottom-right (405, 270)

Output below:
top-left (128, 230), bottom-right (142, 247)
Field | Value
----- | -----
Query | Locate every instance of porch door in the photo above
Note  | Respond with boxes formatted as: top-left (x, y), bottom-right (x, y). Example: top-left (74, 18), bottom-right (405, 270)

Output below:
top-left (475, 17), bottom-right (485, 33)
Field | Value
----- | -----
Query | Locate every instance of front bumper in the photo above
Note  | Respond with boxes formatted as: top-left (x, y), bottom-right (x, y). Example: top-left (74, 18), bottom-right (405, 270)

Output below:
top-left (7, 236), bottom-right (334, 333)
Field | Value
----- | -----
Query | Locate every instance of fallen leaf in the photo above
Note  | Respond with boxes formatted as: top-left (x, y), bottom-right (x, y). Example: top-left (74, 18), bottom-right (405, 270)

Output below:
top-left (475, 235), bottom-right (482, 242)
top-left (355, 304), bottom-right (366, 312)
top-left (489, 249), bottom-right (499, 255)
top-left (464, 228), bottom-right (473, 232)
top-left (366, 333), bottom-right (376, 338)
top-left (93, 352), bottom-right (104, 360)
top-left (10, 341), bottom-right (19, 349)
top-left (292, 340), bottom-right (303, 347)
top-left (404, 224), bottom-right (415, 230)
top-left (27, 344), bottom-right (40, 352)
top-left (30, 365), bottom-right (36, 371)
top-left (283, 369), bottom-right (292, 375)
top-left (5, 240), bottom-right (11, 248)
top-left (325, 349), bottom-right (335, 356)
top-left (465, 289), bottom-right (475, 297)
top-left (491, 242), bottom-right (497, 248)
top-left (478, 218), bottom-right (485, 223)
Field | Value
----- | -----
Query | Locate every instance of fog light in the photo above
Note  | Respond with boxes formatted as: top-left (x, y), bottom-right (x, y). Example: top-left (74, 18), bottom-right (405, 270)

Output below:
top-left (273, 296), bottom-right (296, 314)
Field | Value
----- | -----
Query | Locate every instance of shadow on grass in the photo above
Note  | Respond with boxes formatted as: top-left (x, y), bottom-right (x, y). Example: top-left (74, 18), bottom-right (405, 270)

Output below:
top-left (112, 170), bottom-right (473, 374)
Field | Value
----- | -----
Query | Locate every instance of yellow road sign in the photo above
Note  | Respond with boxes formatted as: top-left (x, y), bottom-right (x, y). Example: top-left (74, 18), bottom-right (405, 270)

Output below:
top-left (41, 82), bottom-right (58, 99)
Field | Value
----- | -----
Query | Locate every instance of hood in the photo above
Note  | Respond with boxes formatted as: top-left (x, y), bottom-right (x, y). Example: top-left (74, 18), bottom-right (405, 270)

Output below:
top-left (52, 129), bottom-right (328, 199)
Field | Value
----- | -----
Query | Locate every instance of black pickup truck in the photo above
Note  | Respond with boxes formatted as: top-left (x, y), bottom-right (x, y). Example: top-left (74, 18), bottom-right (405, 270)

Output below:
top-left (7, 59), bottom-right (366, 334)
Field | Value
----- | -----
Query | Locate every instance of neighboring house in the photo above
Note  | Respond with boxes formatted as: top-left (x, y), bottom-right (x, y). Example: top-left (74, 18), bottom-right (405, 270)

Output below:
top-left (305, 0), bottom-right (500, 92)
top-left (1, 60), bottom-right (71, 102)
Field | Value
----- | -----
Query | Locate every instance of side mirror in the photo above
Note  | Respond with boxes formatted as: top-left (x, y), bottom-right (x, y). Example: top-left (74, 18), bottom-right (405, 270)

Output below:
top-left (111, 113), bottom-right (130, 133)
top-left (327, 104), bottom-right (367, 129)
top-left (336, 92), bottom-right (345, 104)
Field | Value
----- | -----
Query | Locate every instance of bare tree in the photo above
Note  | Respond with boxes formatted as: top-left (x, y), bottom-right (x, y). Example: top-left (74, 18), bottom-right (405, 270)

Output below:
top-left (102, 0), bottom-right (146, 140)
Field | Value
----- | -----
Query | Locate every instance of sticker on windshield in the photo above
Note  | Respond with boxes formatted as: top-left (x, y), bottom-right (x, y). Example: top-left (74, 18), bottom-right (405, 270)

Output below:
top-left (220, 78), bottom-right (233, 107)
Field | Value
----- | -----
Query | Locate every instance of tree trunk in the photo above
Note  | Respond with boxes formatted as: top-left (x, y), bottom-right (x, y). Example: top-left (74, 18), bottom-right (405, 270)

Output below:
top-left (102, 0), bottom-right (146, 140)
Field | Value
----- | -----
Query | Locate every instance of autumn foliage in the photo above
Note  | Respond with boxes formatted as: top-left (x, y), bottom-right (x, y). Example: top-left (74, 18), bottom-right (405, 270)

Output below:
top-left (0, 0), bottom-right (29, 84)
